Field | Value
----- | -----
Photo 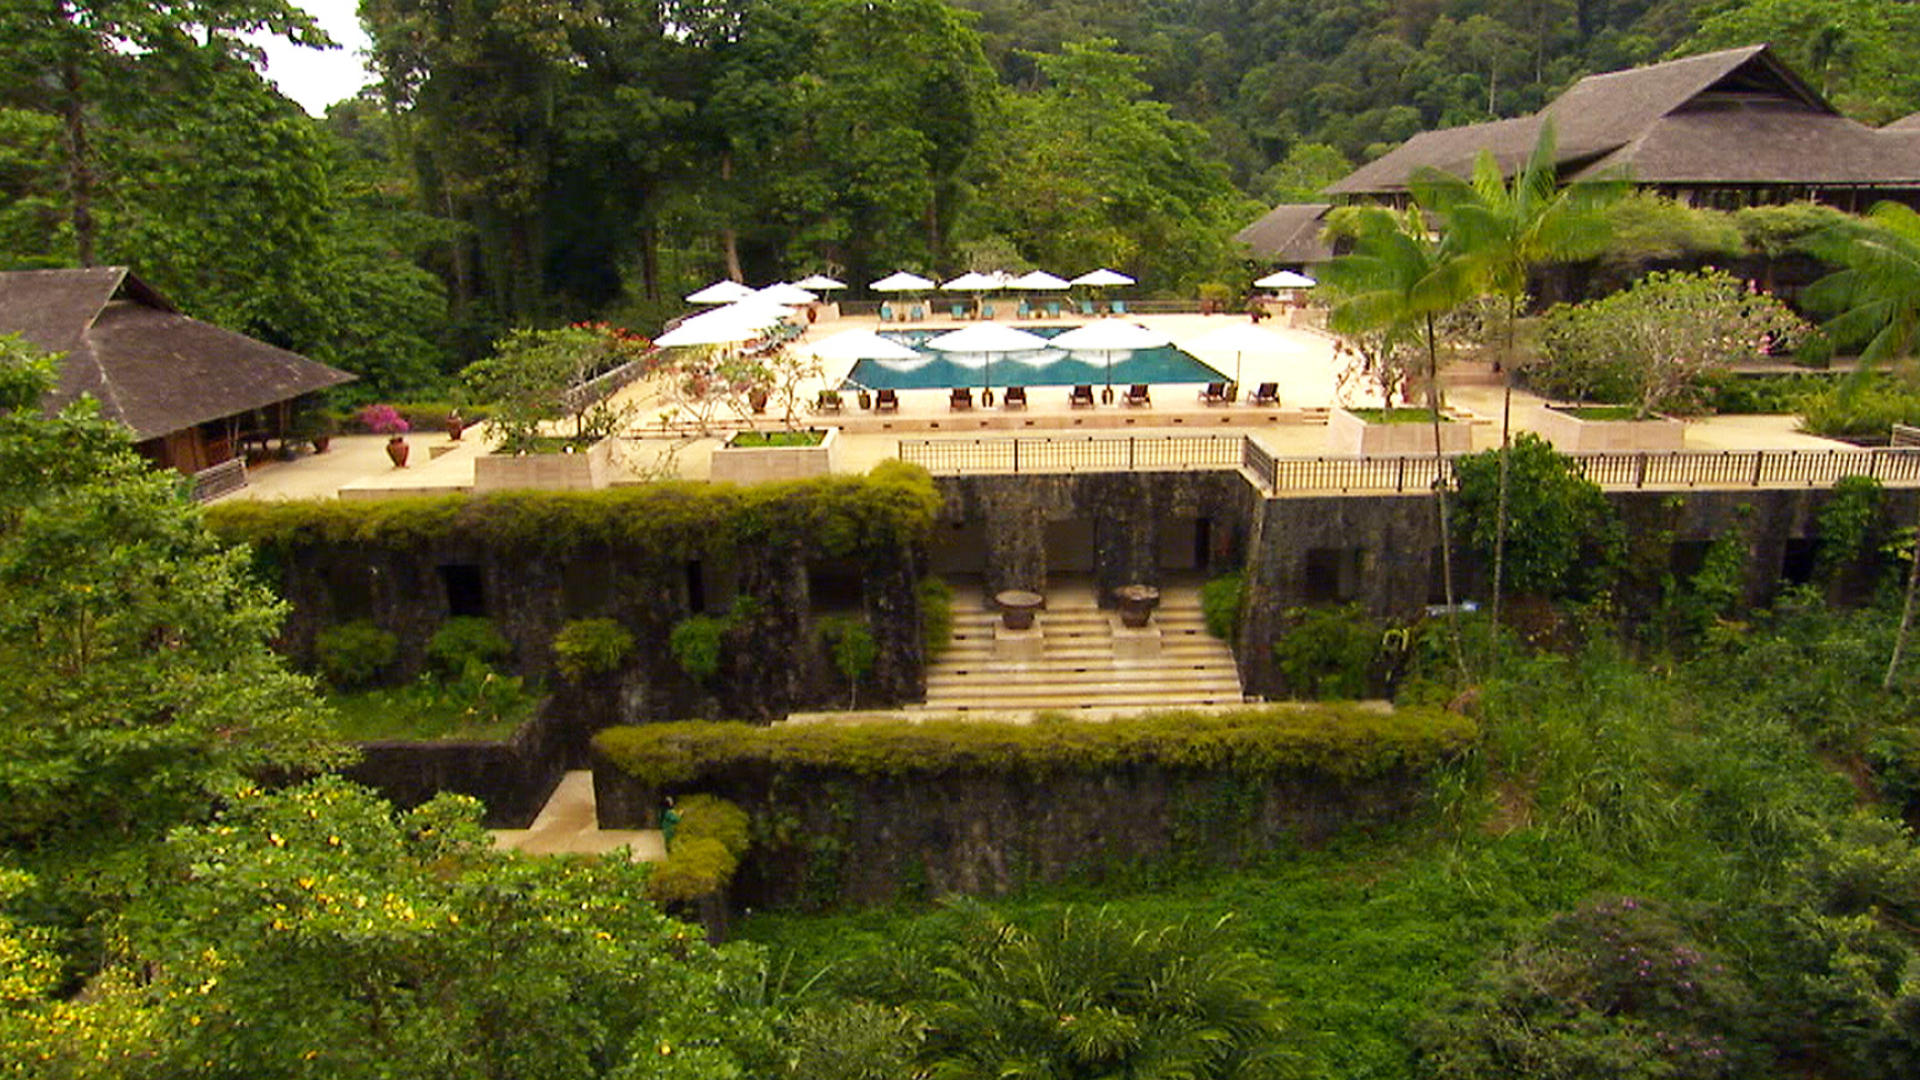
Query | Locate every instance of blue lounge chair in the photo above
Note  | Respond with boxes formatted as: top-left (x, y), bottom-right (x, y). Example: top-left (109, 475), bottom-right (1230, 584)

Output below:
top-left (1046, 300), bottom-right (1062, 318)
top-left (981, 302), bottom-right (996, 320)
top-left (951, 303), bottom-right (967, 320)
top-left (1110, 299), bottom-right (1127, 316)
top-left (909, 303), bottom-right (925, 321)
top-left (879, 303), bottom-right (894, 322)
top-left (1079, 299), bottom-right (1096, 316)
top-left (1018, 299), bottom-right (1033, 319)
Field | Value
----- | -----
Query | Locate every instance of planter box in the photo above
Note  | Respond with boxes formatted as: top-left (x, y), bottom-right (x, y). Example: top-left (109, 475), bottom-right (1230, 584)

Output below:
top-left (344, 709), bottom-right (564, 828)
top-left (1326, 407), bottom-right (1470, 456)
top-left (1535, 406), bottom-right (1684, 453)
top-left (710, 427), bottom-right (839, 484)
top-left (473, 437), bottom-right (613, 492)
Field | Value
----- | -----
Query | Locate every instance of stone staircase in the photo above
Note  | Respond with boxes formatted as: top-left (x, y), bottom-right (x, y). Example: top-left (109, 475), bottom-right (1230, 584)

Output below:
top-left (920, 578), bottom-right (1245, 712)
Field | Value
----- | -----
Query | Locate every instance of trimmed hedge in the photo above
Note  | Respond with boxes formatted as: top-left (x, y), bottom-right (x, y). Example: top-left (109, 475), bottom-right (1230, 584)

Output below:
top-left (205, 460), bottom-right (941, 558)
top-left (594, 704), bottom-right (1477, 789)
top-left (646, 794), bottom-right (751, 904)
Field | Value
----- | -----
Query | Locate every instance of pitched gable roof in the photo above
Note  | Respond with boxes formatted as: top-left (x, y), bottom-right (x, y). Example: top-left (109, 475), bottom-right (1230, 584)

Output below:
top-left (1235, 202), bottom-right (1333, 262)
top-left (0, 267), bottom-right (354, 440)
top-left (1322, 44), bottom-right (1887, 196)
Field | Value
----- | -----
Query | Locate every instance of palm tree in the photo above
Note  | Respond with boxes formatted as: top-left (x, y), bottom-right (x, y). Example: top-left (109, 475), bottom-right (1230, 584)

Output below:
top-left (916, 900), bottom-right (1289, 1080)
top-left (1804, 202), bottom-right (1920, 687)
top-left (1411, 124), bottom-right (1623, 638)
top-left (1323, 203), bottom-right (1477, 680)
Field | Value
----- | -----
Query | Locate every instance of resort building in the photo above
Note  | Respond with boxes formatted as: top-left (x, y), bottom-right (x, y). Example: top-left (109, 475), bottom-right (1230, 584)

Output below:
top-left (1241, 43), bottom-right (1920, 264)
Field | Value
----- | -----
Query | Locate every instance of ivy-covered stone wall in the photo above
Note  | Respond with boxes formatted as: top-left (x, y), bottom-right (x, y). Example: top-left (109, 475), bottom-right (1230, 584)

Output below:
top-left (593, 706), bottom-right (1477, 907)
top-left (207, 463), bottom-right (943, 740)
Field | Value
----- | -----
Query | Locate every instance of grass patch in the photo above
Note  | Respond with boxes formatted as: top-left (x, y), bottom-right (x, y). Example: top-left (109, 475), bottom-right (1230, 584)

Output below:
top-left (1556, 404), bottom-right (1641, 421)
top-left (326, 679), bottom-right (539, 742)
top-left (728, 429), bottom-right (826, 448)
top-left (1347, 407), bottom-right (1446, 423)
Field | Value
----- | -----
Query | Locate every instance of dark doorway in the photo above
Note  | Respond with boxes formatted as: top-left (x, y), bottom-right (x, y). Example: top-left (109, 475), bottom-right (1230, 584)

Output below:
top-left (438, 564), bottom-right (487, 617)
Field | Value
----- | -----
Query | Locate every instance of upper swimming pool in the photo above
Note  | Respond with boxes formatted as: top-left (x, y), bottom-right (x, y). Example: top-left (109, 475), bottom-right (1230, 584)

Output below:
top-left (842, 326), bottom-right (1226, 391)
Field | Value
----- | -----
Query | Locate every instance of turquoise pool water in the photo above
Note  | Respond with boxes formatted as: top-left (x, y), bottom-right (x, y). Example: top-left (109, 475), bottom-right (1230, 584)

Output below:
top-left (843, 326), bottom-right (1226, 391)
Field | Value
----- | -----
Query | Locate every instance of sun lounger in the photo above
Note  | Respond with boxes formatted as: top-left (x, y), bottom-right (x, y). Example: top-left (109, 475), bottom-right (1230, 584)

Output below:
top-left (1123, 384), bottom-right (1151, 407)
top-left (816, 389), bottom-right (843, 413)
top-left (1046, 300), bottom-right (1062, 318)
top-left (1199, 382), bottom-right (1227, 405)
top-left (1069, 385), bottom-right (1096, 408)
top-left (1017, 300), bottom-right (1032, 319)
top-left (879, 303), bottom-right (894, 323)
top-left (1249, 382), bottom-right (1279, 406)
top-left (981, 302), bottom-right (996, 320)
top-left (1079, 300), bottom-right (1096, 316)
top-left (875, 388), bottom-right (899, 412)
top-left (1110, 299), bottom-right (1126, 315)
top-left (1003, 386), bottom-right (1027, 409)
top-left (950, 387), bottom-right (974, 410)
top-left (951, 303), bottom-right (967, 320)
top-left (909, 303), bottom-right (926, 321)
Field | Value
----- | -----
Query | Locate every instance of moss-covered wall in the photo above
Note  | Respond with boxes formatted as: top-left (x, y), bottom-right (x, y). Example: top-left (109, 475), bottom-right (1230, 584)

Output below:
top-left (593, 706), bottom-right (1477, 907)
top-left (207, 464), bottom-right (942, 737)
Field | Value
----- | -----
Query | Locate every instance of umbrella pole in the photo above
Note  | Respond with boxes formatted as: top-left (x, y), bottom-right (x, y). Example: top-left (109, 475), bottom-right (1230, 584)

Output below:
top-left (1103, 351), bottom-right (1114, 404)
top-left (1235, 351), bottom-right (1243, 393)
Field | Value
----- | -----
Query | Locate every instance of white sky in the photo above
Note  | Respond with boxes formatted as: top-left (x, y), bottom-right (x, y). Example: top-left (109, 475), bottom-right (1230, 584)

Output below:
top-left (248, 0), bottom-right (373, 116)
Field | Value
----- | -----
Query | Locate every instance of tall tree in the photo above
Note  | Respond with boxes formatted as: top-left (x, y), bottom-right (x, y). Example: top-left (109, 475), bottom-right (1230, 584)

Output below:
top-left (0, 0), bottom-right (326, 265)
top-left (1804, 202), bottom-right (1920, 687)
top-left (1413, 124), bottom-right (1622, 636)
top-left (1323, 204), bottom-right (1477, 679)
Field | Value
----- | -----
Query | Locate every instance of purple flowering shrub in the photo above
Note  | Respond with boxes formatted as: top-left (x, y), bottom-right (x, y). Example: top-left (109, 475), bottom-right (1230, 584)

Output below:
top-left (1416, 896), bottom-right (1759, 1080)
top-left (358, 404), bottom-right (410, 435)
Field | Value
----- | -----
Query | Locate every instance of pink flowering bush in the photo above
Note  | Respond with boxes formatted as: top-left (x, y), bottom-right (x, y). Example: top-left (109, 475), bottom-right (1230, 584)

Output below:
top-left (358, 404), bottom-right (411, 435)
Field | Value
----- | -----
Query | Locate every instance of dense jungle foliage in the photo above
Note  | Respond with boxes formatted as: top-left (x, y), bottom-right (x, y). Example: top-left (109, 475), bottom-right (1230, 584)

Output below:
top-left (7, 1), bottom-right (1920, 391)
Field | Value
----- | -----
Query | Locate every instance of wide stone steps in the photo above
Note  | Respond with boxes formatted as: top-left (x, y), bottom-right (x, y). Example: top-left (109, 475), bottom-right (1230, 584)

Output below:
top-left (919, 582), bottom-right (1244, 712)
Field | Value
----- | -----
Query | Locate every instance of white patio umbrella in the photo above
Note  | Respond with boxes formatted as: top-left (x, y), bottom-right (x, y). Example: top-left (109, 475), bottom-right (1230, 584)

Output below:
top-left (754, 281), bottom-right (819, 305)
top-left (925, 323), bottom-right (1051, 404)
top-left (1182, 322), bottom-right (1293, 390)
top-left (940, 270), bottom-right (1001, 291)
top-left (1254, 269), bottom-right (1317, 289)
top-left (793, 274), bottom-right (847, 292)
top-left (1050, 319), bottom-right (1172, 401)
top-left (870, 270), bottom-right (936, 292)
top-left (1071, 268), bottom-right (1135, 287)
top-left (1010, 270), bottom-right (1072, 290)
top-left (655, 301), bottom-right (794, 347)
top-left (686, 279), bottom-right (756, 304)
top-left (803, 327), bottom-right (922, 363)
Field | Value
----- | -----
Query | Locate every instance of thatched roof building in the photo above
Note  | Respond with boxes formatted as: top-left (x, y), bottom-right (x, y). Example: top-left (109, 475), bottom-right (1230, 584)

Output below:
top-left (1234, 202), bottom-right (1334, 265)
top-left (1323, 45), bottom-right (1920, 209)
top-left (0, 267), bottom-right (353, 474)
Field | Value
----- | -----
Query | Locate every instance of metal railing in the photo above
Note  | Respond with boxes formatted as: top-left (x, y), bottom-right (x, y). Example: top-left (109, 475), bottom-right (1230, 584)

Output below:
top-left (900, 434), bottom-right (1920, 494)
top-left (1892, 424), bottom-right (1920, 447)
top-left (899, 434), bottom-right (1244, 475)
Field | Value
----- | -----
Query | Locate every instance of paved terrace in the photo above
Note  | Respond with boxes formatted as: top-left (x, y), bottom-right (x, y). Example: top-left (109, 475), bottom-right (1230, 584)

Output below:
top-left (221, 309), bottom-right (1901, 503)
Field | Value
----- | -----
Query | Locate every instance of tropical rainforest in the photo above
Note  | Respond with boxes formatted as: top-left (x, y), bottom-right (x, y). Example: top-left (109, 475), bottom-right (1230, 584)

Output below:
top-left (6, 0), bottom-right (1920, 394)
top-left (8, 4), bottom-right (1920, 1075)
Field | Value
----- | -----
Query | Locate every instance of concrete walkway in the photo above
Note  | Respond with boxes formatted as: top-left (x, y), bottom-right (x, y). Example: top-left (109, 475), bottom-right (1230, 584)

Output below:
top-left (491, 770), bottom-right (664, 859)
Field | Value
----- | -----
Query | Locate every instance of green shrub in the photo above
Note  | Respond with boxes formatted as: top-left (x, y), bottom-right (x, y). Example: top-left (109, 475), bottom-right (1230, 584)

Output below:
top-left (676, 794), bottom-right (751, 858)
top-left (425, 617), bottom-right (511, 676)
top-left (594, 704), bottom-right (1477, 789)
top-left (918, 577), bottom-right (954, 657)
top-left (646, 836), bottom-right (737, 904)
top-left (1273, 605), bottom-right (1383, 699)
top-left (314, 620), bottom-right (399, 689)
top-left (670, 615), bottom-right (728, 682)
top-left (1798, 380), bottom-right (1920, 441)
top-left (1817, 476), bottom-right (1885, 578)
top-left (1201, 571), bottom-right (1246, 642)
top-left (1450, 433), bottom-right (1621, 599)
top-left (551, 618), bottom-right (636, 681)
top-left (819, 615), bottom-right (877, 706)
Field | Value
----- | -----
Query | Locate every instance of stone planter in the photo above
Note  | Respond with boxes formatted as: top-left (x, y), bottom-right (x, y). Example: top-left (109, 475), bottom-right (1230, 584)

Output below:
top-left (1534, 405), bottom-right (1684, 453)
top-left (1114, 584), bottom-right (1160, 628)
top-left (1326, 406), bottom-right (1471, 456)
top-left (710, 427), bottom-right (839, 485)
top-left (995, 589), bottom-right (1045, 631)
top-left (474, 437), bottom-right (614, 492)
top-left (385, 435), bottom-right (410, 468)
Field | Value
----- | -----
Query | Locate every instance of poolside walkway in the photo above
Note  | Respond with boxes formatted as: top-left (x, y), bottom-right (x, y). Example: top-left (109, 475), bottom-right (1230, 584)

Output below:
top-left (219, 308), bottom-right (1867, 502)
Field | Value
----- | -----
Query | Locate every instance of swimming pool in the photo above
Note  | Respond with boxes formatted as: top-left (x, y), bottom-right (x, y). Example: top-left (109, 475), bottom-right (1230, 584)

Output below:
top-left (842, 326), bottom-right (1227, 391)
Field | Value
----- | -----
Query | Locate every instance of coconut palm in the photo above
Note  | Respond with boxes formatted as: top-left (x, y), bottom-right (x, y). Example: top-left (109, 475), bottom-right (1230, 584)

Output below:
top-left (916, 900), bottom-right (1290, 1080)
top-left (1805, 202), bottom-right (1920, 687)
top-left (1322, 203), bottom-right (1477, 679)
top-left (1412, 123), bottom-right (1624, 638)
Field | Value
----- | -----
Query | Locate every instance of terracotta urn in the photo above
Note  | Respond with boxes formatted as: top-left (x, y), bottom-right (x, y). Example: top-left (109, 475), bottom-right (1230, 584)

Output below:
top-left (386, 435), bottom-right (410, 468)
top-left (995, 589), bottom-right (1045, 631)
top-left (1114, 584), bottom-right (1160, 628)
